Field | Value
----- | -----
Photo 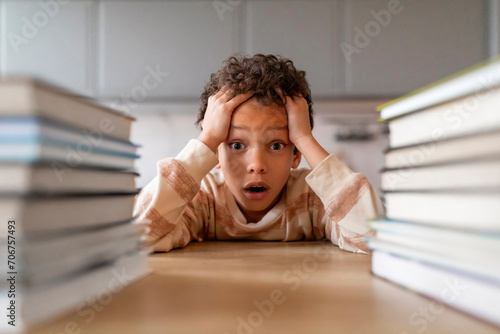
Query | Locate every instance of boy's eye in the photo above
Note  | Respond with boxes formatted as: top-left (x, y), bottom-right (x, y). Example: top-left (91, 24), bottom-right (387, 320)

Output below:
top-left (270, 142), bottom-right (285, 151)
top-left (230, 142), bottom-right (245, 150)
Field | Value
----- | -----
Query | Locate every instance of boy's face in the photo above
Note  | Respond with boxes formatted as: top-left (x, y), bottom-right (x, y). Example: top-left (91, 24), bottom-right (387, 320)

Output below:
top-left (216, 98), bottom-right (301, 221)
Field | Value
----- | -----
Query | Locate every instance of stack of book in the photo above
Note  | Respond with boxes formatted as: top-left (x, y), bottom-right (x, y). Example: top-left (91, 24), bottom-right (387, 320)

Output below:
top-left (368, 58), bottom-right (500, 327)
top-left (0, 78), bottom-right (150, 332)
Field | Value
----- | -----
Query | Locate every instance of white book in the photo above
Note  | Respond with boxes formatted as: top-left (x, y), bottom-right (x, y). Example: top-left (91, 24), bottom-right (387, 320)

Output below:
top-left (384, 130), bottom-right (500, 169)
top-left (384, 191), bottom-right (500, 231)
top-left (381, 158), bottom-right (500, 191)
top-left (368, 239), bottom-right (500, 284)
top-left (372, 251), bottom-right (500, 327)
top-left (0, 250), bottom-right (150, 332)
top-left (0, 223), bottom-right (146, 287)
top-left (385, 88), bottom-right (500, 148)
top-left (370, 221), bottom-right (500, 267)
top-left (0, 163), bottom-right (137, 194)
top-left (0, 193), bottom-right (136, 236)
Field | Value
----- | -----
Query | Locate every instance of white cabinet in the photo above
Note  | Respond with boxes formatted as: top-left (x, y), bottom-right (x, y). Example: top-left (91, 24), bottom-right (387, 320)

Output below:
top-left (245, 0), bottom-right (340, 97)
top-left (489, 0), bottom-right (500, 57)
top-left (0, 1), bottom-right (93, 96)
top-left (0, 0), bottom-right (490, 101)
top-left (98, 1), bottom-right (239, 102)
top-left (341, 0), bottom-right (487, 96)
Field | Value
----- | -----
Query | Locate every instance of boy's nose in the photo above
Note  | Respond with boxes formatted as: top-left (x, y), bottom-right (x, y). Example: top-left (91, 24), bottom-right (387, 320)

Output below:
top-left (247, 150), bottom-right (267, 174)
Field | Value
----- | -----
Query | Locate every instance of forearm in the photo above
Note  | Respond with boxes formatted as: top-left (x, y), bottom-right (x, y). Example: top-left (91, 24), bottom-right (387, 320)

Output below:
top-left (133, 139), bottom-right (219, 250)
top-left (294, 135), bottom-right (329, 170)
top-left (305, 154), bottom-right (385, 253)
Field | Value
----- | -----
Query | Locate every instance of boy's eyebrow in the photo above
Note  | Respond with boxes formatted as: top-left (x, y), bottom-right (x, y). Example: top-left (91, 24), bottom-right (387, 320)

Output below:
top-left (231, 125), bottom-right (288, 131)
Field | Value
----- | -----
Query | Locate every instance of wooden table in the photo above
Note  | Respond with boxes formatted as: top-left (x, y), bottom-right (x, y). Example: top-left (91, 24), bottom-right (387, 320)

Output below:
top-left (29, 241), bottom-right (499, 334)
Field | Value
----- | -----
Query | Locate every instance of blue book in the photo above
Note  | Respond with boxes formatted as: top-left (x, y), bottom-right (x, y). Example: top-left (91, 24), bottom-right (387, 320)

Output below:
top-left (0, 118), bottom-right (139, 170)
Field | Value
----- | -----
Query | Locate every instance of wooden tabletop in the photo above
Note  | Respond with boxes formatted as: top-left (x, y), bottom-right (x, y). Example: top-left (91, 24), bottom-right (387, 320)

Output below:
top-left (29, 241), bottom-right (499, 334)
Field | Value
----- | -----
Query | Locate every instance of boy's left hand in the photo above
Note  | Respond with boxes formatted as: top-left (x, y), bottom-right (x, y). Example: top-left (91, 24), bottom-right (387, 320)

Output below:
top-left (282, 94), bottom-right (313, 148)
top-left (279, 91), bottom-right (329, 170)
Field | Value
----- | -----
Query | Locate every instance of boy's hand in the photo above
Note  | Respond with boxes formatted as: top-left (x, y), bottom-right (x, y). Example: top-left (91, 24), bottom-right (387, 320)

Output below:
top-left (198, 89), bottom-right (254, 152)
top-left (282, 92), bottom-right (329, 169)
top-left (282, 94), bottom-right (313, 148)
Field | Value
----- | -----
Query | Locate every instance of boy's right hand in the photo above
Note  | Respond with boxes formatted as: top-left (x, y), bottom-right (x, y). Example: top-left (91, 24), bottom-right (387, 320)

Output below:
top-left (197, 89), bottom-right (254, 153)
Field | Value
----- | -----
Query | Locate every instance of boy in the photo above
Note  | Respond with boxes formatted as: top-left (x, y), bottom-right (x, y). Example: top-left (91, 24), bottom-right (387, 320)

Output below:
top-left (134, 54), bottom-right (384, 253)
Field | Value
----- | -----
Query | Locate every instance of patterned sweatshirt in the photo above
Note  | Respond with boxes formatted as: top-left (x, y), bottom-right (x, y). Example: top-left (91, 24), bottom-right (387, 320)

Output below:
top-left (134, 139), bottom-right (385, 253)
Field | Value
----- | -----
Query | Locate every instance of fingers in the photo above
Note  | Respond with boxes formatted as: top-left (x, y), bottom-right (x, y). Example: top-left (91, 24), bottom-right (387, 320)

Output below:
top-left (229, 91), bottom-right (254, 104)
top-left (275, 89), bottom-right (304, 107)
top-left (287, 94), bottom-right (303, 102)
top-left (209, 87), bottom-right (232, 105)
top-left (211, 88), bottom-right (227, 100)
top-left (225, 91), bottom-right (254, 110)
top-left (275, 88), bottom-right (285, 104)
top-left (219, 88), bottom-right (234, 103)
top-left (210, 88), bottom-right (238, 105)
top-left (207, 89), bottom-right (253, 120)
top-left (284, 94), bottom-right (308, 121)
top-left (284, 94), bottom-right (306, 108)
top-left (209, 89), bottom-right (254, 117)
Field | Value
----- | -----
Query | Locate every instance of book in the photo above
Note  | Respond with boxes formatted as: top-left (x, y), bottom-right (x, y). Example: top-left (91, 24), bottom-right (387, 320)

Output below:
top-left (0, 117), bottom-right (139, 155)
top-left (381, 157), bottom-right (500, 191)
top-left (383, 87), bottom-right (500, 148)
top-left (377, 56), bottom-right (500, 120)
top-left (0, 250), bottom-right (150, 332)
top-left (0, 192), bottom-right (137, 236)
top-left (0, 163), bottom-right (137, 194)
top-left (383, 190), bottom-right (500, 231)
top-left (0, 77), bottom-right (134, 141)
top-left (374, 54), bottom-right (500, 330)
top-left (371, 220), bottom-right (500, 248)
top-left (369, 238), bottom-right (500, 284)
top-left (0, 140), bottom-right (138, 170)
top-left (371, 251), bottom-right (500, 327)
top-left (0, 76), bottom-right (148, 332)
top-left (370, 220), bottom-right (500, 270)
top-left (384, 129), bottom-right (500, 169)
top-left (0, 222), bottom-right (146, 287)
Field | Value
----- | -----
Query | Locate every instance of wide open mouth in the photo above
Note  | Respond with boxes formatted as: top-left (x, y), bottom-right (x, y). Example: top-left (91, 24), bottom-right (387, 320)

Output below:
top-left (245, 186), bottom-right (268, 193)
top-left (243, 184), bottom-right (270, 201)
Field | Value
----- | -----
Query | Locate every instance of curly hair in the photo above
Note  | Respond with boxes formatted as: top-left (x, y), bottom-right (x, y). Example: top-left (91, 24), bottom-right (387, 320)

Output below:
top-left (196, 54), bottom-right (314, 129)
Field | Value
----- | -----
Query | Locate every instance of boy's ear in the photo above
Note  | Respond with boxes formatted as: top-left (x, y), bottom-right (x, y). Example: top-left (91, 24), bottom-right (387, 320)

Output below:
top-left (291, 150), bottom-right (302, 169)
top-left (215, 163), bottom-right (221, 169)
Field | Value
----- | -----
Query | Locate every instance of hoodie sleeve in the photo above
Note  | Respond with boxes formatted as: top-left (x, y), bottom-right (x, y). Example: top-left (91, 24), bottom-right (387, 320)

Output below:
top-left (305, 154), bottom-right (385, 253)
top-left (133, 139), bottom-right (219, 252)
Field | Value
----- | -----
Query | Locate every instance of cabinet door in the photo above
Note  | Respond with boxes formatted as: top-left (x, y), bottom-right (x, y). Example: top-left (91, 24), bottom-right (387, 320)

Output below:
top-left (341, 0), bottom-right (487, 96)
top-left (489, 0), bottom-right (500, 57)
top-left (245, 0), bottom-right (340, 98)
top-left (1, 1), bottom-right (93, 96)
top-left (98, 1), bottom-right (239, 102)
